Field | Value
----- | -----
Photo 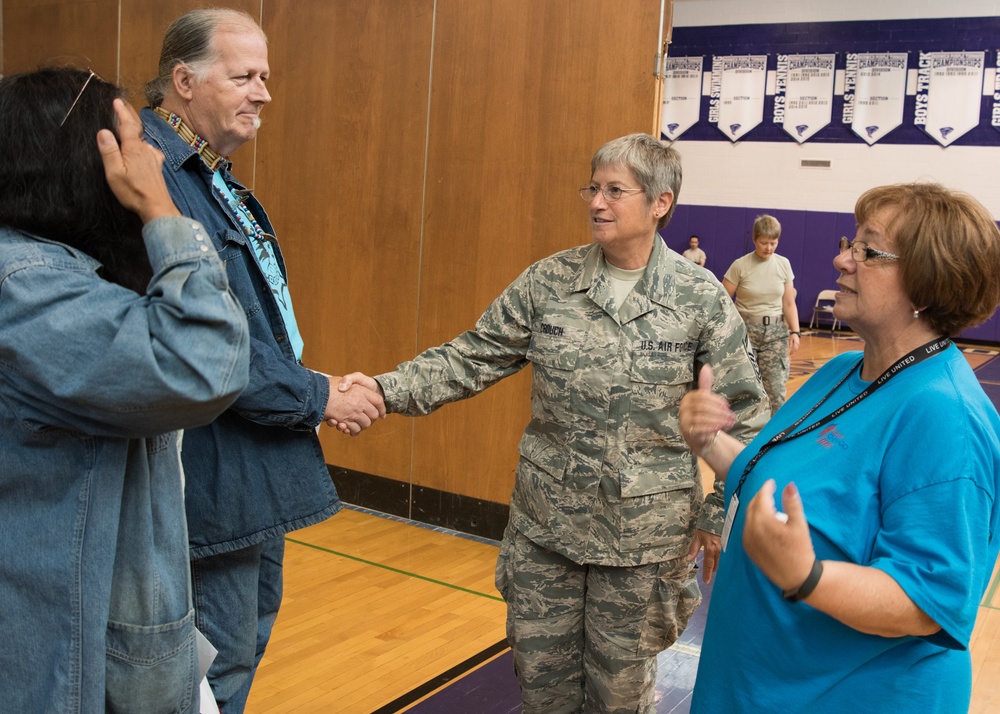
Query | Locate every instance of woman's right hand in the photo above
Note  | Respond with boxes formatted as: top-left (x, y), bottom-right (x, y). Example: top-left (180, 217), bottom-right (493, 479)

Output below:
top-left (679, 365), bottom-right (735, 453)
top-left (96, 98), bottom-right (180, 224)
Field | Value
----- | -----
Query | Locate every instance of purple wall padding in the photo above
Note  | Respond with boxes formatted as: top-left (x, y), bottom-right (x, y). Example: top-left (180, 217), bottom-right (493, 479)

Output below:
top-left (661, 205), bottom-right (1000, 344)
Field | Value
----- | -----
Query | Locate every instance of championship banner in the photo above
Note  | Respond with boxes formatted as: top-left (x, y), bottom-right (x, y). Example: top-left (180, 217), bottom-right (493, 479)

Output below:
top-left (660, 56), bottom-right (704, 142)
top-left (773, 54), bottom-right (835, 143)
top-left (992, 50), bottom-right (1000, 134)
top-left (842, 52), bottom-right (907, 145)
top-left (709, 55), bottom-right (767, 142)
top-left (915, 51), bottom-right (985, 146)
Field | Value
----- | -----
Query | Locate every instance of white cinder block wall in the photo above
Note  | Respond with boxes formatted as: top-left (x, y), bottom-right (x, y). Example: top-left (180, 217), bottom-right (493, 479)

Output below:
top-left (671, 0), bottom-right (1000, 216)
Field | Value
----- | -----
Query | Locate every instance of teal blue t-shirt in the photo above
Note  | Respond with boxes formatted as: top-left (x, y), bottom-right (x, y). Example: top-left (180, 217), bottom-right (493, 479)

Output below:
top-left (692, 345), bottom-right (1000, 712)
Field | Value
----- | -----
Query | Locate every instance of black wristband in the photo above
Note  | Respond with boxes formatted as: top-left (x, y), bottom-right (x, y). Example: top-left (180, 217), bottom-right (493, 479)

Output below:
top-left (790, 331), bottom-right (801, 336)
top-left (782, 559), bottom-right (823, 602)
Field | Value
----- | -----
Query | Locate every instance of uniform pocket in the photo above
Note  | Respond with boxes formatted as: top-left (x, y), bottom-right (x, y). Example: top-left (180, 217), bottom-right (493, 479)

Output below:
top-left (619, 457), bottom-right (695, 551)
top-left (105, 610), bottom-right (198, 714)
top-left (517, 431), bottom-right (569, 481)
top-left (637, 559), bottom-right (702, 656)
top-left (627, 350), bottom-right (693, 444)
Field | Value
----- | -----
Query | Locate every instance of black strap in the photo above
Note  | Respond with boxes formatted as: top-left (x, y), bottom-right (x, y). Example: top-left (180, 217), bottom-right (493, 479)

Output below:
top-left (732, 337), bottom-right (951, 502)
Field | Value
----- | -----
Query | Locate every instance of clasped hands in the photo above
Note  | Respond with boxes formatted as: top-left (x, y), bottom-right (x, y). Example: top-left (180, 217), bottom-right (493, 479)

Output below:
top-left (321, 372), bottom-right (385, 436)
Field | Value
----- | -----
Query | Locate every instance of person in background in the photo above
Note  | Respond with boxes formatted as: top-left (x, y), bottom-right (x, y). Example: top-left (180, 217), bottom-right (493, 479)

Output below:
top-left (339, 133), bottom-right (767, 712)
top-left (683, 233), bottom-right (707, 266)
top-left (142, 9), bottom-right (384, 711)
top-left (0, 68), bottom-right (250, 713)
top-left (681, 183), bottom-right (1000, 712)
top-left (723, 214), bottom-right (801, 413)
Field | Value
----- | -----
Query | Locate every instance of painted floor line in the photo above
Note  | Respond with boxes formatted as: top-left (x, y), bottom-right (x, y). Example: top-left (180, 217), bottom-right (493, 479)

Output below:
top-left (284, 536), bottom-right (504, 602)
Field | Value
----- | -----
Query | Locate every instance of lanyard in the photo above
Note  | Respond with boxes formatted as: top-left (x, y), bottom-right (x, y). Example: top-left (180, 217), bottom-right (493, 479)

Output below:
top-left (731, 336), bottom-right (951, 502)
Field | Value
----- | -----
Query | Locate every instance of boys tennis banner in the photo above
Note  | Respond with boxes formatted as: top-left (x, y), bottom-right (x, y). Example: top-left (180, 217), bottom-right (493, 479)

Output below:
top-left (773, 54), bottom-right (835, 143)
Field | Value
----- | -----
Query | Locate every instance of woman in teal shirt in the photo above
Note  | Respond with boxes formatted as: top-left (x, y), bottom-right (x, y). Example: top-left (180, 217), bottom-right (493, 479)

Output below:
top-left (682, 183), bottom-right (1000, 712)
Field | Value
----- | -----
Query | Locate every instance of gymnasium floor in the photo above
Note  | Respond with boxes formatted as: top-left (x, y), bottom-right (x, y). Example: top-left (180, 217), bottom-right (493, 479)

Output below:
top-left (246, 332), bottom-right (1000, 713)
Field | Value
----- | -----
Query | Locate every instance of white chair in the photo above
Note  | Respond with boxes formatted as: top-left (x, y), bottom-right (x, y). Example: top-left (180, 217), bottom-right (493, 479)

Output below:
top-left (808, 289), bottom-right (841, 331)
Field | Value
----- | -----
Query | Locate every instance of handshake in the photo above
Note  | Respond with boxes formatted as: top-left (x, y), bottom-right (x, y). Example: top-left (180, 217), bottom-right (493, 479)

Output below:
top-left (322, 372), bottom-right (385, 436)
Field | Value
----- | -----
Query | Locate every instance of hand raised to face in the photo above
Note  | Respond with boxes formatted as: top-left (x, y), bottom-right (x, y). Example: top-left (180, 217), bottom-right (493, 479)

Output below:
top-left (96, 99), bottom-right (180, 224)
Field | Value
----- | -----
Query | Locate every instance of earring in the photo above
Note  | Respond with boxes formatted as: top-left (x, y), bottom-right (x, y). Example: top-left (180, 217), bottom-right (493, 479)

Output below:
top-left (913, 309), bottom-right (920, 319)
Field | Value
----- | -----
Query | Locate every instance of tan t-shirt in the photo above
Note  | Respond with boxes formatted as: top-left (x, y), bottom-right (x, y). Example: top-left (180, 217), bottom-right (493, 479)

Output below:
top-left (724, 252), bottom-right (794, 316)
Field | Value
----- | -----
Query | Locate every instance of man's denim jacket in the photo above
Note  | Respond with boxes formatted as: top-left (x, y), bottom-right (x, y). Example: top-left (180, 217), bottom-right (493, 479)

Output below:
top-left (143, 108), bottom-right (341, 558)
top-left (0, 218), bottom-right (249, 712)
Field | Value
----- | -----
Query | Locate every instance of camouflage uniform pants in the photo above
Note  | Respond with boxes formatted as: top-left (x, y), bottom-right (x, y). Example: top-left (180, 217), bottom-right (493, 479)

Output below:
top-left (746, 321), bottom-right (789, 414)
top-left (495, 528), bottom-right (701, 713)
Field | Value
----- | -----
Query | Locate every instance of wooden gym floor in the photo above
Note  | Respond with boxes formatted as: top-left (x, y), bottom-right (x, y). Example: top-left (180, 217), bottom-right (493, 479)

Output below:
top-left (246, 332), bottom-right (1000, 713)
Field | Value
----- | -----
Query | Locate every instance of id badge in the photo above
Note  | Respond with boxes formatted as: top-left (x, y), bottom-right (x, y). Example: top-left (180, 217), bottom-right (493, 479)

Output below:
top-left (721, 493), bottom-right (739, 552)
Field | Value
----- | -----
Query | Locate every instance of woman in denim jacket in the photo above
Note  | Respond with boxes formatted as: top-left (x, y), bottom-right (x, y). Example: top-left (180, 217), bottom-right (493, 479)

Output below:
top-left (0, 69), bottom-right (249, 713)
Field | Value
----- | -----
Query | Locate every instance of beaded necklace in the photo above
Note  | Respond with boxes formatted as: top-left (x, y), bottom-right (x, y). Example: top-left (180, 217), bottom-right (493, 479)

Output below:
top-left (153, 107), bottom-right (224, 171)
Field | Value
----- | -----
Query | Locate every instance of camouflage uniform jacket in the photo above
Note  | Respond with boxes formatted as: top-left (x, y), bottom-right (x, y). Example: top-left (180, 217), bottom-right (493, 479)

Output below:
top-left (376, 237), bottom-right (767, 566)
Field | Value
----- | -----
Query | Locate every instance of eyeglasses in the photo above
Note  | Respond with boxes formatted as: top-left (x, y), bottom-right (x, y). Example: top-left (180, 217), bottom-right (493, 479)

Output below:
top-left (579, 184), bottom-right (644, 203)
top-left (59, 69), bottom-right (97, 127)
top-left (840, 239), bottom-right (899, 263)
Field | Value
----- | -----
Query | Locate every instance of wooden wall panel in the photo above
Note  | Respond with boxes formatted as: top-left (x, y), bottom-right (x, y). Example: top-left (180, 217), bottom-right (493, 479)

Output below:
top-left (1, 0), bottom-right (666, 512)
top-left (258, 0), bottom-right (433, 484)
top-left (408, 0), bottom-right (663, 502)
top-left (2, 0), bottom-right (119, 78)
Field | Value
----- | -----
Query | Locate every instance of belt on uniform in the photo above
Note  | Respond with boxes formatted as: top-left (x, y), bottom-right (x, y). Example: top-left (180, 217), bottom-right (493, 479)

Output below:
top-left (740, 314), bottom-right (784, 325)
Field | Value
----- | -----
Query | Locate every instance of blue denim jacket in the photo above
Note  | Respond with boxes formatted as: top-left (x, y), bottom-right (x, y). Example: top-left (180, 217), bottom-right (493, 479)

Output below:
top-left (143, 109), bottom-right (341, 558)
top-left (0, 217), bottom-right (250, 713)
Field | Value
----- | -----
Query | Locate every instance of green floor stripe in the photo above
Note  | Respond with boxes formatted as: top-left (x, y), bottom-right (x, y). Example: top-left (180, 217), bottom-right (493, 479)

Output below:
top-left (285, 537), bottom-right (505, 602)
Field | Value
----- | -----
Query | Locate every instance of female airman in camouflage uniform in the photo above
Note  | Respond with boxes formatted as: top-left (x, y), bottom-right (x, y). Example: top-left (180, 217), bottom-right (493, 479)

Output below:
top-left (342, 134), bottom-right (767, 713)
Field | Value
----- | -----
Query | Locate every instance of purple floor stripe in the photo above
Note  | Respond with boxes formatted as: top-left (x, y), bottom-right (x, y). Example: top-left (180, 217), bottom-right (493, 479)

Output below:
top-left (974, 353), bottom-right (1000, 383)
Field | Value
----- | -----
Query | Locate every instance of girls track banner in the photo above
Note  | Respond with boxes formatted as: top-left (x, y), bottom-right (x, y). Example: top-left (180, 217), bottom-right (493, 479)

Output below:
top-left (993, 50), bottom-right (1000, 134)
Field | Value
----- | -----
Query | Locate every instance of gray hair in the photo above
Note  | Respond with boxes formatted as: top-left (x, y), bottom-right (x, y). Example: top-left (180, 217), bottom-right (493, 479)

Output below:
top-left (591, 133), bottom-right (682, 228)
top-left (144, 8), bottom-right (265, 108)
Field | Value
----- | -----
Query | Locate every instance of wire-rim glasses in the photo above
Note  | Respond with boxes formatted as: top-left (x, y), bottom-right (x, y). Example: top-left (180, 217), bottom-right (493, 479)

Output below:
top-left (59, 69), bottom-right (97, 127)
top-left (841, 239), bottom-right (899, 263)
top-left (579, 184), bottom-right (644, 203)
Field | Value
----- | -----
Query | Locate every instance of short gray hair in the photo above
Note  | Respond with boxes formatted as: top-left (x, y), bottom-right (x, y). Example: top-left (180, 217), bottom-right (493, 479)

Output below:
top-left (591, 133), bottom-right (682, 228)
top-left (144, 8), bottom-right (265, 108)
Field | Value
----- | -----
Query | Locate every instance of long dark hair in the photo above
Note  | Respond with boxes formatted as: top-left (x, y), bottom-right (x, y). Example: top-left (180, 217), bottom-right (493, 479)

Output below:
top-left (0, 68), bottom-right (152, 292)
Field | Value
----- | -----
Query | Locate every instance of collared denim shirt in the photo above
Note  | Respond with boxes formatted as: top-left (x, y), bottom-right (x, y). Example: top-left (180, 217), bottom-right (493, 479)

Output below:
top-left (0, 217), bottom-right (250, 713)
top-left (143, 109), bottom-right (340, 558)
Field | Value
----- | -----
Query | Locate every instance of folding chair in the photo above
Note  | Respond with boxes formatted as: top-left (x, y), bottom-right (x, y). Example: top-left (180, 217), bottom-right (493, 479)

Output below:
top-left (808, 289), bottom-right (841, 331)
